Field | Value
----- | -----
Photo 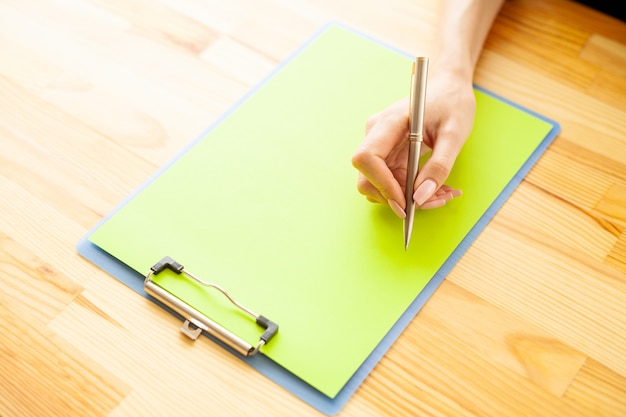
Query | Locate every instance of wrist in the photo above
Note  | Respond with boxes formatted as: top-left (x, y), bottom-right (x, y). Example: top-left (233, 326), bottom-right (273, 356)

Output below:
top-left (430, 53), bottom-right (475, 85)
top-left (429, 0), bottom-right (504, 84)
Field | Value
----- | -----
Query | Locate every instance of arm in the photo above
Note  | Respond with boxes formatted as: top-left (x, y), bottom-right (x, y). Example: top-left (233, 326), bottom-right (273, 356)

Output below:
top-left (352, 0), bottom-right (504, 217)
top-left (433, 0), bottom-right (504, 82)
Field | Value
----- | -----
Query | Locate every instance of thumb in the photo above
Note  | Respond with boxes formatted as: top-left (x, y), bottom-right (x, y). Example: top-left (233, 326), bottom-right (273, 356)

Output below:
top-left (412, 135), bottom-right (463, 206)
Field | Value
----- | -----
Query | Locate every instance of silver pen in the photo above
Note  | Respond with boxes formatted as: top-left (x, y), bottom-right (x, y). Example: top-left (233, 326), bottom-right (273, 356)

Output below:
top-left (404, 57), bottom-right (429, 250)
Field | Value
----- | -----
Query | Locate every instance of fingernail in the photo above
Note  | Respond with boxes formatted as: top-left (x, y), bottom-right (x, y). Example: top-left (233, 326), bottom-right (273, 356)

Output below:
top-left (413, 179), bottom-right (437, 206)
top-left (388, 199), bottom-right (406, 219)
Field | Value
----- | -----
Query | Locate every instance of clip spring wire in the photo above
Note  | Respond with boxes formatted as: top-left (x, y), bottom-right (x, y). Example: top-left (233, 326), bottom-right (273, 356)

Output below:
top-left (144, 256), bottom-right (278, 356)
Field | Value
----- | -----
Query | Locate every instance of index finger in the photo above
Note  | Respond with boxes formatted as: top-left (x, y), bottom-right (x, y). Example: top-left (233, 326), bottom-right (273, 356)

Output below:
top-left (351, 112), bottom-right (407, 207)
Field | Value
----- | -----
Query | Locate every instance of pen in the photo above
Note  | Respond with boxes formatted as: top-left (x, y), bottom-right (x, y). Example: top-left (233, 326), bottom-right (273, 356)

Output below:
top-left (404, 57), bottom-right (429, 250)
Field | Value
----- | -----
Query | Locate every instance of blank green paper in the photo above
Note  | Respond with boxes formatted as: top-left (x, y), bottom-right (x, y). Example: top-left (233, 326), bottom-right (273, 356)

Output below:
top-left (90, 25), bottom-right (554, 397)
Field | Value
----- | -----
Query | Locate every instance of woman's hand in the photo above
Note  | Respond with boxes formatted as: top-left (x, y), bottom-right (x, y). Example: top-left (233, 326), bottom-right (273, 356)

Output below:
top-left (351, 70), bottom-right (476, 218)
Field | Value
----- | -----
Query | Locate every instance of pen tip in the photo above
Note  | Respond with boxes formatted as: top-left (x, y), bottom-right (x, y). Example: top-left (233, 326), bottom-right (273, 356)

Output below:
top-left (404, 216), bottom-right (413, 251)
top-left (404, 231), bottom-right (410, 250)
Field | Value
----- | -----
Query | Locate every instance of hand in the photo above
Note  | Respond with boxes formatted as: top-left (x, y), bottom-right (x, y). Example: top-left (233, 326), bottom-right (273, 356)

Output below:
top-left (351, 70), bottom-right (475, 218)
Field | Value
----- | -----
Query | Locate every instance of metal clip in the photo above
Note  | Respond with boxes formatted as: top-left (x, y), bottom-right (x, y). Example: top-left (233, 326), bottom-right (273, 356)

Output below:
top-left (144, 256), bottom-right (278, 356)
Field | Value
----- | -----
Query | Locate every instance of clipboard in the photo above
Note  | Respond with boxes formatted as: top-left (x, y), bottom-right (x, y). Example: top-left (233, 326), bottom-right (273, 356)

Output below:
top-left (77, 23), bottom-right (560, 415)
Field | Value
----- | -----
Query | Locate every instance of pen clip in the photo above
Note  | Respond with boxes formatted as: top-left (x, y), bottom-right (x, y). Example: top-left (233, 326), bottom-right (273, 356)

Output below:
top-left (409, 57), bottom-right (428, 138)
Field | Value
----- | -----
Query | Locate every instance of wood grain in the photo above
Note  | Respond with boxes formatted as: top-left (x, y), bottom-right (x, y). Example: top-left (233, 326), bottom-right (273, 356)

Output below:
top-left (0, 0), bottom-right (625, 416)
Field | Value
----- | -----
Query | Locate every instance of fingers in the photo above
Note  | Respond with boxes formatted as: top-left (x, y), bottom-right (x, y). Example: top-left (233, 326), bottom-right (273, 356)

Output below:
top-left (353, 93), bottom-right (470, 217)
top-left (356, 173), bottom-right (385, 204)
top-left (413, 127), bottom-right (465, 206)
top-left (352, 101), bottom-right (409, 208)
top-left (420, 185), bottom-right (462, 210)
top-left (437, 184), bottom-right (463, 200)
top-left (358, 170), bottom-right (461, 213)
top-left (353, 150), bottom-right (404, 207)
top-left (353, 108), bottom-right (465, 216)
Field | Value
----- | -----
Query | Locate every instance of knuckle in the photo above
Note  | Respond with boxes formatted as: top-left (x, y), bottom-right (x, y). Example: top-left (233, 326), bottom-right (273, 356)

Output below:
top-left (365, 114), bottom-right (379, 131)
top-left (355, 176), bottom-right (369, 195)
top-left (351, 148), bottom-right (371, 169)
top-left (378, 109), bottom-right (406, 127)
top-left (427, 157), bottom-right (453, 181)
top-left (366, 108), bottom-right (407, 134)
top-left (356, 176), bottom-right (384, 204)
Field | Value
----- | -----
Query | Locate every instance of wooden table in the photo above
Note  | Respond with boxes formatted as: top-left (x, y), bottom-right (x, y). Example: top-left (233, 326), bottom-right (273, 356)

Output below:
top-left (1, 0), bottom-right (625, 416)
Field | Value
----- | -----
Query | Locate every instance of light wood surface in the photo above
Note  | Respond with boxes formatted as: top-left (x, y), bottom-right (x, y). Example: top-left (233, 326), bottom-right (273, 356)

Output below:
top-left (1, 0), bottom-right (625, 416)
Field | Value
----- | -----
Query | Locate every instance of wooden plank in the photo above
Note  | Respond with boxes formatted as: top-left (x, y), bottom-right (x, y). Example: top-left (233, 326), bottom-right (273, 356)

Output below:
top-left (87, 0), bottom-right (219, 54)
top-left (485, 0), bottom-right (598, 92)
top-left (358, 295), bottom-right (590, 417)
top-left (580, 34), bottom-right (626, 77)
top-left (588, 69), bottom-right (626, 113)
top-left (607, 229), bottom-right (626, 273)
top-left (0, 2), bottom-right (243, 166)
top-left (595, 183), bottom-right (626, 231)
top-left (514, 0), bottom-right (626, 42)
top-left (450, 210), bottom-right (626, 377)
top-left (0, 295), bottom-right (128, 417)
top-left (527, 139), bottom-right (625, 219)
top-left (407, 281), bottom-right (587, 396)
top-left (564, 359), bottom-right (626, 417)
top-left (0, 76), bottom-right (156, 228)
top-left (0, 232), bottom-right (82, 325)
top-left (0, 176), bottom-right (95, 286)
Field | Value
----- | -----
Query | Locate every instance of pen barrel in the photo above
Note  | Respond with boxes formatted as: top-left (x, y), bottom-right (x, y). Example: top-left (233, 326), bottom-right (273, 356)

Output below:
top-left (410, 57), bottom-right (428, 135)
top-left (404, 140), bottom-right (422, 207)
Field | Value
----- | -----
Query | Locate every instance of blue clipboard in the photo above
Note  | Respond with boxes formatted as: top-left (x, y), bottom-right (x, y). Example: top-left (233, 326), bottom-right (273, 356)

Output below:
top-left (77, 23), bottom-right (560, 415)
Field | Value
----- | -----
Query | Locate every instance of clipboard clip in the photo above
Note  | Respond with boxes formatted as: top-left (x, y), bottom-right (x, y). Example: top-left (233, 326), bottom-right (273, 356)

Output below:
top-left (144, 256), bottom-right (278, 357)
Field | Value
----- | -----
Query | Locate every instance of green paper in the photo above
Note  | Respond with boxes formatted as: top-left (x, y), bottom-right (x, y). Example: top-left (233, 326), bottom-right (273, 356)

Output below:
top-left (90, 25), bottom-right (554, 397)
